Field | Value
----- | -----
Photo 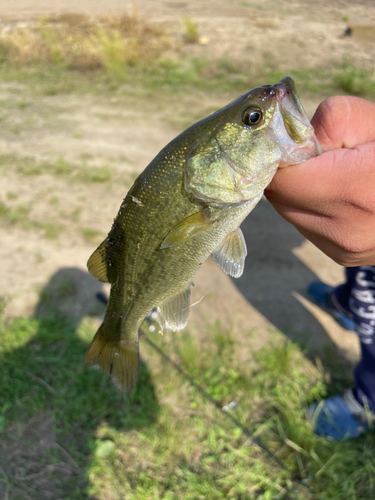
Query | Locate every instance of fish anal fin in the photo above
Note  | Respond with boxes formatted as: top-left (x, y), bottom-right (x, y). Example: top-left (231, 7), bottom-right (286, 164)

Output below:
top-left (212, 228), bottom-right (247, 278)
top-left (87, 240), bottom-right (109, 283)
top-left (157, 286), bottom-right (191, 332)
top-left (85, 324), bottom-right (139, 392)
top-left (160, 210), bottom-right (214, 249)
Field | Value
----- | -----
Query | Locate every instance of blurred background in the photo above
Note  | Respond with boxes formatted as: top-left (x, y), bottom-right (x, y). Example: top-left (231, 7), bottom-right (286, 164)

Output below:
top-left (0, 1), bottom-right (375, 499)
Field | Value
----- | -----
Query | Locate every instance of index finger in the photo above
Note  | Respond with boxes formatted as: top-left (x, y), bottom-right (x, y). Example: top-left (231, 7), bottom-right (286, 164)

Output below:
top-left (266, 141), bottom-right (375, 214)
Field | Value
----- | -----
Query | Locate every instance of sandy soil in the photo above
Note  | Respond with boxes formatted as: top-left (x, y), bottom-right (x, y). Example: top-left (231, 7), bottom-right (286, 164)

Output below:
top-left (1, 0), bottom-right (375, 373)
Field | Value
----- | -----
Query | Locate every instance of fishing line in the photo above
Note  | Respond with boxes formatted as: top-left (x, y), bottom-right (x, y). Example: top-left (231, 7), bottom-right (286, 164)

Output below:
top-left (96, 293), bottom-right (322, 499)
top-left (140, 325), bottom-right (324, 500)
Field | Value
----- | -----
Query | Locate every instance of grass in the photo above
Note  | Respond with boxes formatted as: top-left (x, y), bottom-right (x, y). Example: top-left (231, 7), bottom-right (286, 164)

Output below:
top-left (183, 16), bottom-right (199, 44)
top-left (38, 276), bottom-right (77, 305)
top-left (1, 10), bottom-right (375, 500)
top-left (0, 153), bottom-right (115, 184)
top-left (43, 222), bottom-right (63, 239)
top-left (333, 63), bottom-right (375, 97)
top-left (0, 14), bottom-right (373, 99)
top-left (0, 199), bottom-right (63, 239)
top-left (0, 309), bottom-right (374, 500)
top-left (81, 227), bottom-right (103, 243)
top-left (0, 57), bottom-right (373, 101)
top-left (84, 165), bottom-right (113, 183)
top-left (0, 200), bottom-right (30, 226)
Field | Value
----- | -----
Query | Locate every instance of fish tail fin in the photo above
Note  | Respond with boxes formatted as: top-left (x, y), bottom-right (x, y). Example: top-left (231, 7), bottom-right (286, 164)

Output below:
top-left (84, 322), bottom-right (139, 393)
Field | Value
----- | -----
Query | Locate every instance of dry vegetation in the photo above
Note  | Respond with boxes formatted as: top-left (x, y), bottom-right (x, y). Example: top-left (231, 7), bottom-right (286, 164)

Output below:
top-left (0, 10), bottom-right (171, 77)
top-left (0, 9), bottom-right (374, 95)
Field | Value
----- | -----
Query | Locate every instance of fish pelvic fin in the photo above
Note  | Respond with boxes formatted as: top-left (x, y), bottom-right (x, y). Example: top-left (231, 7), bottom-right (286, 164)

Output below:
top-left (87, 239), bottom-right (109, 283)
top-left (212, 227), bottom-right (247, 278)
top-left (84, 323), bottom-right (139, 392)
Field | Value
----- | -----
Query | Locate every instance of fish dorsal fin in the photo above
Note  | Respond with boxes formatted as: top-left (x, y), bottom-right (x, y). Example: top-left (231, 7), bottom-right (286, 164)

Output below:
top-left (87, 240), bottom-right (109, 283)
top-left (212, 228), bottom-right (247, 278)
top-left (160, 210), bottom-right (214, 249)
top-left (157, 286), bottom-right (191, 331)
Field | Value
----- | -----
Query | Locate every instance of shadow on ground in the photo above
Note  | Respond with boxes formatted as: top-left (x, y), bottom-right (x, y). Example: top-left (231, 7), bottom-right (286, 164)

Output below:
top-left (0, 268), bottom-right (159, 500)
top-left (233, 198), bottom-right (354, 377)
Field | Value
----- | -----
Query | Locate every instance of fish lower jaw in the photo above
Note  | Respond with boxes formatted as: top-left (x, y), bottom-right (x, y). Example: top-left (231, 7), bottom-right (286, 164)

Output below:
top-left (278, 136), bottom-right (323, 167)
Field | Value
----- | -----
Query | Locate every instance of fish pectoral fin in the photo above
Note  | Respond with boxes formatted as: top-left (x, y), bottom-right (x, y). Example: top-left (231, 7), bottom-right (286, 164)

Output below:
top-left (87, 240), bottom-right (109, 283)
top-left (85, 323), bottom-right (139, 392)
top-left (157, 286), bottom-right (191, 332)
top-left (160, 210), bottom-right (214, 249)
top-left (212, 228), bottom-right (247, 278)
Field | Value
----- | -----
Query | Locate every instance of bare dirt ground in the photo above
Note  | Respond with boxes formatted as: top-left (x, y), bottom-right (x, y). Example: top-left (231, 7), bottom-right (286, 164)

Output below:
top-left (1, 0), bottom-right (375, 373)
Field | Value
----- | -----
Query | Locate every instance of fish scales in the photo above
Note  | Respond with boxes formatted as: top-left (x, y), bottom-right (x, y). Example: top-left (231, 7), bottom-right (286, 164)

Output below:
top-left (106, 137), bottom-right (253, 332)
top-left (85, 77), bottom-right (323, 391)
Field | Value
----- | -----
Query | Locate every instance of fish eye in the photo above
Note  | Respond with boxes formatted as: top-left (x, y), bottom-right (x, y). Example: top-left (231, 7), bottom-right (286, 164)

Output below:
top-left (242, 108), bottom-right (263, 126)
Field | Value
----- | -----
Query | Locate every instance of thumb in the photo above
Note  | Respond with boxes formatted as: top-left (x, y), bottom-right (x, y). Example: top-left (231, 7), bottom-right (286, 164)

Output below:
top-left (311, 96), bottom-right (375, 151)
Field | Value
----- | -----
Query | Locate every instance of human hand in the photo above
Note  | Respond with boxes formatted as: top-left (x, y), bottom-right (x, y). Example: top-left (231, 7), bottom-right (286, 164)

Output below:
top-left (265, 96), bottom-right (375, 266)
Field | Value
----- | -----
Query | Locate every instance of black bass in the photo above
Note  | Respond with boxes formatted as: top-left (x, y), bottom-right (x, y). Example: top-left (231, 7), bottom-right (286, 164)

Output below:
top-left (86, 77), bottom-right (322, 391)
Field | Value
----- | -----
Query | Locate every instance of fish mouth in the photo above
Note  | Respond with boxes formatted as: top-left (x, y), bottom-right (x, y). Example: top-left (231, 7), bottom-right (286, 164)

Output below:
top-left (275, 77), bottom-right (308, 122)
top-left (269, 77), bottom-right (323, 166)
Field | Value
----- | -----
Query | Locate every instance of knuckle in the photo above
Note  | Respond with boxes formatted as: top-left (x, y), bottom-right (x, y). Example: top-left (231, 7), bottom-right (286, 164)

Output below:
top-left (334, 234), bottom-right (369, 263)
top-left (333, 254), bottom-right (357, 267)
top-left (320, 218), bottom-right (369, 264)
top-left (335, 232), bottom-right (362, 255)
top-left (334, 251), bottom-right (366, 267)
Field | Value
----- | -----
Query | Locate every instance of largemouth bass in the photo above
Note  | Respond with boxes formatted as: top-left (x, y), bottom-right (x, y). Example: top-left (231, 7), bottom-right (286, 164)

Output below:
top-left (86, 77), bottom-right (322, 391)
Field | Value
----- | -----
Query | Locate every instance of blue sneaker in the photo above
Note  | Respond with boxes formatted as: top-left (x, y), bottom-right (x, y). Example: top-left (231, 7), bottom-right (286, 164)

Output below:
top-left (307, 281), bottom-right (355, 331)
top-left (307, 389), bottom-right (374, 440)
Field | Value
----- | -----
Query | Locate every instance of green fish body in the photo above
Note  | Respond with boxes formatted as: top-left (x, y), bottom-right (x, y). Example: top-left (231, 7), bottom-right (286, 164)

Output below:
top-left (86, 77), bottom-right (322, 391)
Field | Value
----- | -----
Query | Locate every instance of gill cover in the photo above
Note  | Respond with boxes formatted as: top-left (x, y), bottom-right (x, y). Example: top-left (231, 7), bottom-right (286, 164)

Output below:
top-left (185, 77), bottom-right (322, 206)
top-left (185, 124), bottom-right (282, 204)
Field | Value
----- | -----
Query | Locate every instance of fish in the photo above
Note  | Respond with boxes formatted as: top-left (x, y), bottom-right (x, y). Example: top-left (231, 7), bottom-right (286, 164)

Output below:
top-left (85, 77), bottom-right (322, 392)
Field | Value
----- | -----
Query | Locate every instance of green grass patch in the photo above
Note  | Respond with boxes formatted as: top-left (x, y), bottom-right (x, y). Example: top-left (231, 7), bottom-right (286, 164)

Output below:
top-left (0, 13), bottom-right (375, 99)
top-left (0, 313), bottom-right (159, 500)
top-left (38, 276), bottom-right (77, 306)
top-left (43, 222), bottom-right (63, 239)
top-left (5, 11), bottom-right (365, 96)
top-left (333, 63), bottom-right (375, 96)
top-left (6, 191), bottom-right (18, 200)
top-left (0, 22), bottom-right (374, 100)
top-left (0, 199), bottom-right (63, 239)
top-left (0, 47), bottom-right (374, 104)
top-left (81, 227), bottom-right (103, 243)
top-left (17, 100), bottom-right (30, 109)
top-left (80, 164), bottom-right (113, 183)
top-left (0, 200), bottom-right (30, 227)
top-left (183, 16), bottom-right (199, 44)
top-left (1, 312), bottom-right (374, 499)
top-left (0, 153), bottom-right (116, 184)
